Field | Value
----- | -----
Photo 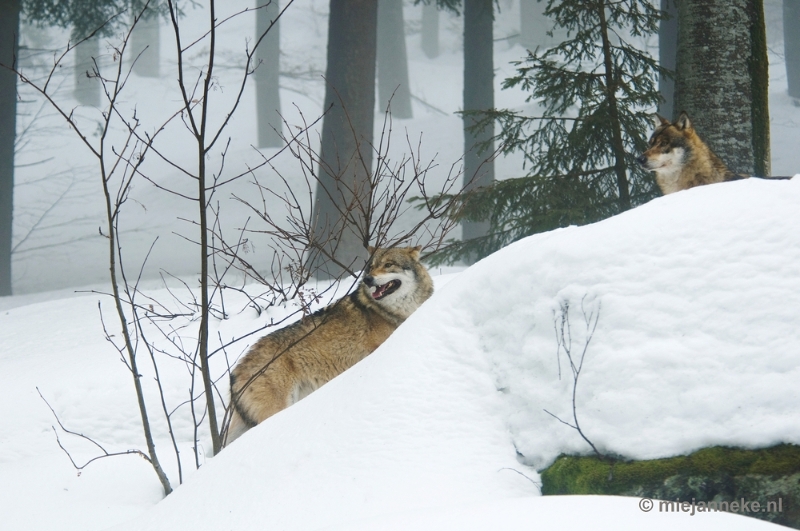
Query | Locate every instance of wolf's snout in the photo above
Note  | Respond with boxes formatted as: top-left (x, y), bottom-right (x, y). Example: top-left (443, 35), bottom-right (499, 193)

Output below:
top-left (364, 275), bottom-right (375, 287)
top-left (636, 154), bottom-right (648, 166)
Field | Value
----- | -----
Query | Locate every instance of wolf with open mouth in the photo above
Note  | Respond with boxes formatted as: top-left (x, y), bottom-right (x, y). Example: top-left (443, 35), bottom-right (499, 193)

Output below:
top-left (224, 246), bottom-right (433, 446)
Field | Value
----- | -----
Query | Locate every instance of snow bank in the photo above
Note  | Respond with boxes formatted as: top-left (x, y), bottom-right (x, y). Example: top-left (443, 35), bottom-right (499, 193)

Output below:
top-left (109, 176), bottom-right (800, 531)
top-left (320, 495), bottom-right (786, 531)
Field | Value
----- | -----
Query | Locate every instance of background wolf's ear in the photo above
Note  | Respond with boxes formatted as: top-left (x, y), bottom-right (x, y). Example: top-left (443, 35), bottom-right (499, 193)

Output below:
top-left (409, 246), bottom-right (421, 260)
top-left (676, 111), bottom-right (692, 131)
top-left (655, 114), bottom-right (670, 127)
top-left (367, 245), bottom-right (376, 255)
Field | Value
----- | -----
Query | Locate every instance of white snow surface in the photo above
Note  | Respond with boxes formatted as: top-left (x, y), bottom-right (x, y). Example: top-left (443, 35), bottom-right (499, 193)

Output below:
top-left (3, 177), bottom-right (797, 531)
top-left (109, 176), bottom-right (800, 531)
top-left (319, 496), bottom-right (786, 531)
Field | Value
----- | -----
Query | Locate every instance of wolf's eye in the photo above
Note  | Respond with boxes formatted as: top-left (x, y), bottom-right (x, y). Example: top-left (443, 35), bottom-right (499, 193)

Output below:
top-left (384, 261), bottom-right (396, 268)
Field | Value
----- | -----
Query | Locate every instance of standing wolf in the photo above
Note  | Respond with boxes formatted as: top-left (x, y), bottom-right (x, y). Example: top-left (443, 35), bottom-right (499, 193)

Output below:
top-left (224, 246), bottom-right (433, 446)
top-left (636, 112), bottom-right (744, 195)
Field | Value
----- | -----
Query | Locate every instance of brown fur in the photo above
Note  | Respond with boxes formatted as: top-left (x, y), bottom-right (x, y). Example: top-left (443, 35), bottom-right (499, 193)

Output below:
top-left (637, 112), bottom-right (743, 195)
top-left (224, 246), bottom-right (434, 446)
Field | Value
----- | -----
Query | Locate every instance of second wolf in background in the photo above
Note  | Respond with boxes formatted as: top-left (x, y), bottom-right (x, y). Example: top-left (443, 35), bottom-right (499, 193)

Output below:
top-left (224, 246), bottom-right (433, 446)
top-left (637, 112), bottom-right (744, 195)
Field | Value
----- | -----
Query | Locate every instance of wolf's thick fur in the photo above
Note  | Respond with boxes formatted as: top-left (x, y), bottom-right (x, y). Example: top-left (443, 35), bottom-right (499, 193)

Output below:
top-left (224, 246), bottom-right (433, 446)
top-left (637, 112), bottom-right (743, 195)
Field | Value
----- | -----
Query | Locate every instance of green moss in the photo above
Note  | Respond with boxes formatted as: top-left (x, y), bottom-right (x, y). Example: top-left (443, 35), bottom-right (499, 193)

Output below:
top-left (541, 444), bottom-right (800, 495)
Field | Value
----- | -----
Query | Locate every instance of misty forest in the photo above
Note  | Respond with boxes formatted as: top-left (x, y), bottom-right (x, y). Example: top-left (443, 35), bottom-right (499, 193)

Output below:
top-left (1, 1), bottom-right (800, 530)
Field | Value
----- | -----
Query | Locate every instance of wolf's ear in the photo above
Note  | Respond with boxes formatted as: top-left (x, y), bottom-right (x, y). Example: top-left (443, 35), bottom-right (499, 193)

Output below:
top-left (409, 246), bottom-right (422, 260)
top-left (675, 111), bottom-right (692, 131)
top-left (654, 114), bottom-right (670, 128)
top-left (367, 245), bottom-right (376, 255)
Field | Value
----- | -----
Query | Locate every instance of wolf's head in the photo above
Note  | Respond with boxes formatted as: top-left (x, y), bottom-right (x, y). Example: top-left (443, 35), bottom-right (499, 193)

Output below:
top-left (360, 246), bottom-right (433, 319)
top-left (636, 112), bottom-right (695, 175)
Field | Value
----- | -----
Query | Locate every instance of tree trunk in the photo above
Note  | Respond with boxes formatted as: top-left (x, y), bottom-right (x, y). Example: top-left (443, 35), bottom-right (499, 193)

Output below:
top-left (421, 1), bottom-right (439, 59)
top-left (310, 0), bottom-right (377, 279)
top-left (598, 0), bottom-right (631, 211)
top-left (658, 0), bottom-right (678, 120)
top-left (785, 0), bottom-right (800, 99)
top-left (130, 8), bottom-right (160, 78)
top-left (674, 0), bottom-right (770, 176)
top-left (73, 30), bottom-right (100, 106)
top-left (462, 0), bottom-right (494, 259)
top-left (0, 0), bottom-right (19, 296)
top-left (377, 0), bottom-right (412, 118)
top-left (255, 0), bottom-right (282, 147)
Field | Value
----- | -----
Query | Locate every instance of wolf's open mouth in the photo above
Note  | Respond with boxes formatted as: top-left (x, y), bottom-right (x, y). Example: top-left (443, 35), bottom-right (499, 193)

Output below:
top-left (372, 280), bottom-right (401, 300)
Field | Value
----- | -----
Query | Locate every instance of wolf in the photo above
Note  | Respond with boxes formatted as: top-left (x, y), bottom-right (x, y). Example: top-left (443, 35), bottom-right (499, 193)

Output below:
top-left (636, 112), bottom-right (745, 195)
top-left (223, 246), bottom-right (434, 446)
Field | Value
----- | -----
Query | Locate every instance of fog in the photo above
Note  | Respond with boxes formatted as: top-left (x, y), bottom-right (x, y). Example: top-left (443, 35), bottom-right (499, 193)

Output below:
top-left (6, 0), bottom-right (798, 299)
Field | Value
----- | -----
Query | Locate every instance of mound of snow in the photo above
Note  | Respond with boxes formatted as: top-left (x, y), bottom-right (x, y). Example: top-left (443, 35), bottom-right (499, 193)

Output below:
top-left (110, 176), bottom-right (800, 531)
top-left (320, 496), bottom-right (786, 531)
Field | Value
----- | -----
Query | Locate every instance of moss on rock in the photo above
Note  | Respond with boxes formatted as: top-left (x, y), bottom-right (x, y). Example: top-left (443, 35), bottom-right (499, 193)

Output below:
top-left (540, 444), bottom-right (800, 528)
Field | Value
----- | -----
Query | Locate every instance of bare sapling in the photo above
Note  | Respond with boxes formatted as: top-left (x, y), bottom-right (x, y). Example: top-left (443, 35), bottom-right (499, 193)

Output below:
top-left (544, 296), bottom-right (603, 459)
top-left (230, 98), bottom-right (469, 283)
top-left (7, 0), bottom-right (296, 493)
top-left (147, 0), bottom-right (295, 455)
top-left (8, 2), bottom-right (176, 494)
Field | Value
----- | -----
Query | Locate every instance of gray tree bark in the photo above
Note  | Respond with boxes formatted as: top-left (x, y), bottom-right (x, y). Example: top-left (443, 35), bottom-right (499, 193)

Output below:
top-left (377, 0), bottom-right (412, 118)
top-left (0, 0), bottom-right (19, 296)
top-left (658, 0), bottom-right (678, 120)
top-left (421, 1), bottom-right (439, 58)
top-left (785, 0), bottom-right (800, 99)
top-left (310, 0), bottom-right (377, 279)
top-left (462, 0), bottom-right (494, 259)
top-left (255, 0), bottom-right (282, 147)
top-left (73, 30), bottom-right (100, 106)
top-left (130, 8), bottom-right (160, 78)
top-left (674, 0), bottom-right (770, 176)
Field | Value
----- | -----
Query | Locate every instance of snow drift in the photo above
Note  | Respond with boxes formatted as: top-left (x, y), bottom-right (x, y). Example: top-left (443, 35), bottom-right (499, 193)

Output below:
top-left (108, 176), bottom-right (800, 530)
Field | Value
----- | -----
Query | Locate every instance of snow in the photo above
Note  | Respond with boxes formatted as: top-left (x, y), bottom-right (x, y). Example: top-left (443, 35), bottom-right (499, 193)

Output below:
top-left (3, 178), bottom-right (799, 531)
top-left (318, 496), bottom-right (786, 531)
top-left (2, 1), bottom-right (800, 530)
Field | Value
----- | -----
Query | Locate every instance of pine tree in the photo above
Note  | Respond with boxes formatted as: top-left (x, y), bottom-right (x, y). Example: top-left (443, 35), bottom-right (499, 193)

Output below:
top-left (414, 0), bottom-right (495, 263)
top-left (425, 0), bottom-right (665, 265)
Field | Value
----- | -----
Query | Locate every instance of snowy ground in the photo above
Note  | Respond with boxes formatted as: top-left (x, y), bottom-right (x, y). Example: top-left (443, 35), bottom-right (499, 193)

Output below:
top-left (2, 1), bottom-right (800, 530)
